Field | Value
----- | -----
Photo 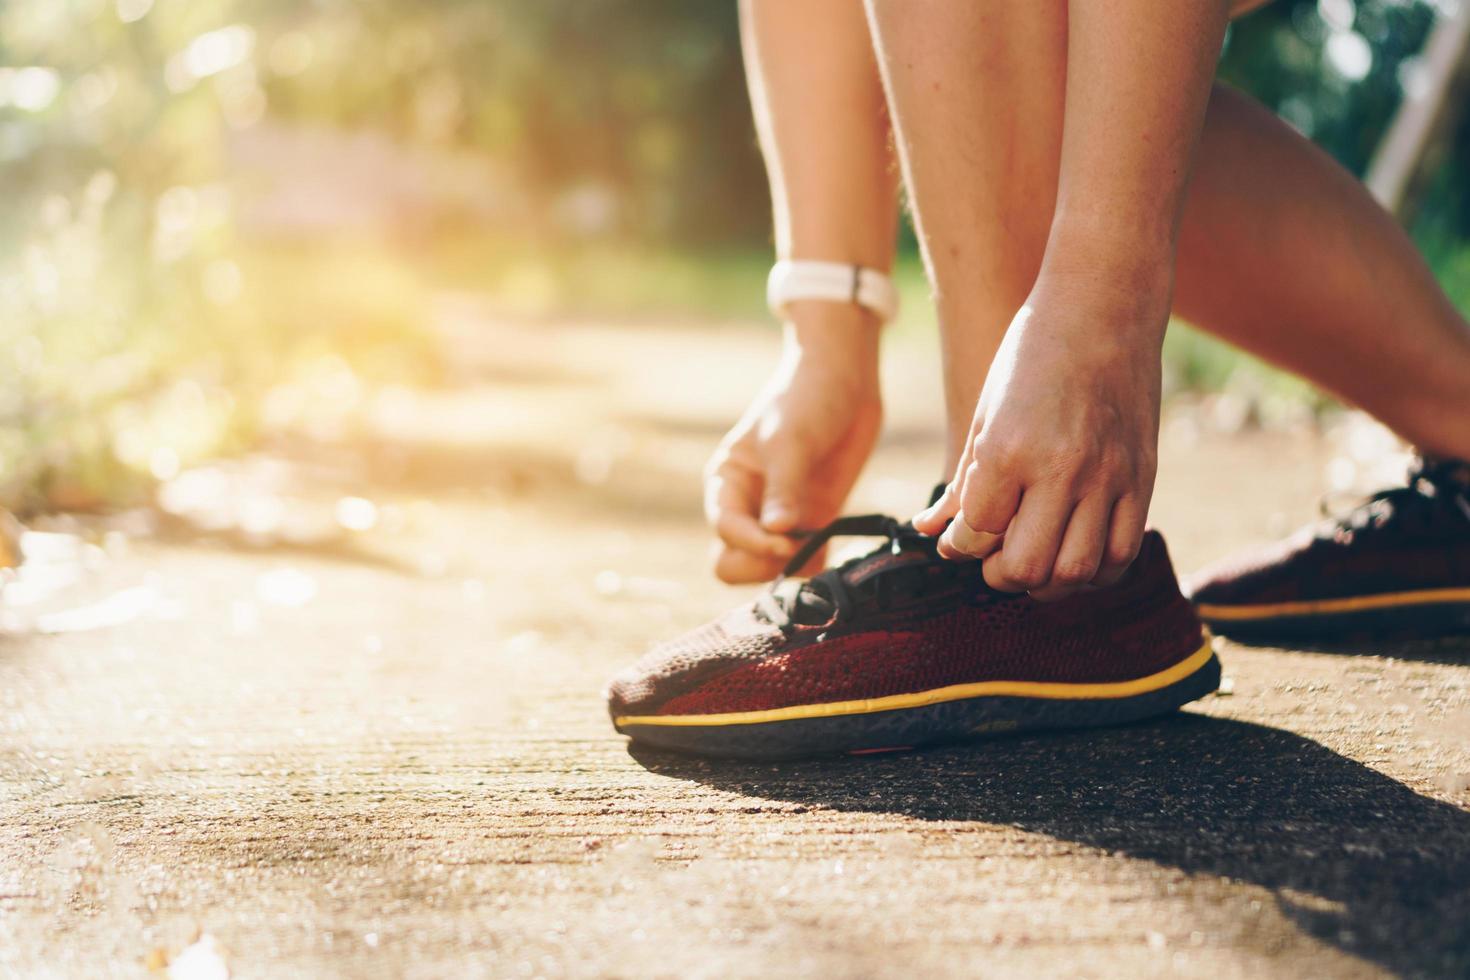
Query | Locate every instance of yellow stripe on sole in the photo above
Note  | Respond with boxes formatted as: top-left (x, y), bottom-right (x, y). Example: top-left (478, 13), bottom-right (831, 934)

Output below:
top-left (1195, 586), bottom-right (1470, 622)
top-left (614, 637), bottom-right (1215, 729)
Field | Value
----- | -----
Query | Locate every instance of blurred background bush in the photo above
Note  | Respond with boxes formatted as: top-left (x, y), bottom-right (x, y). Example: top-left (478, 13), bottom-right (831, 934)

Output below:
top-left (1, 0), bottom-right (1467, 512)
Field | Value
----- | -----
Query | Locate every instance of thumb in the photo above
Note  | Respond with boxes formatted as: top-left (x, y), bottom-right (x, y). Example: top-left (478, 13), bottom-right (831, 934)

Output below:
top-left (760, 440), bottom-right (809, 534)
top-left (912, 480), bottom-right (960, 535)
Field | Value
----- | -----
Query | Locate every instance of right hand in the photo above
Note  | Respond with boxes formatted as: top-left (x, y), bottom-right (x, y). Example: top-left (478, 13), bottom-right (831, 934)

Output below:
top-left (705, 303), bottom-right (883, 583)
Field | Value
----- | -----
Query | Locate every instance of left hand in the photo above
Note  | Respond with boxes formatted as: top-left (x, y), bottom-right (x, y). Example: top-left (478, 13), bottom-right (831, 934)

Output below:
top-left (913, 267), bottom-right (1169, 600)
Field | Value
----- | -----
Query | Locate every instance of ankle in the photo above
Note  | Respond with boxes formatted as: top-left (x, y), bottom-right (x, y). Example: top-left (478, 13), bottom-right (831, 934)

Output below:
top-left (1401, 417), bottom-right (1470, 472)
top-left (1376, 376), bottom-right (1470, 468)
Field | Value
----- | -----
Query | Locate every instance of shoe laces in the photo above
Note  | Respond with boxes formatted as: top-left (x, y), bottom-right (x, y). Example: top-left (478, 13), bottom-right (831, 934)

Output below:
top-left (754, 514), bottom-right (940, 630)
top-left (1316, 457), bottom-right (1470, 539)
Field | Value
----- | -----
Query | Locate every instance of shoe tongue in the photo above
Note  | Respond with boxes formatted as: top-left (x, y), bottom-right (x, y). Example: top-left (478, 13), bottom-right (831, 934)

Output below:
top-left (787, 578), bottom-right (837, 626)
top-left (783, 533), bottom-right (938, 627)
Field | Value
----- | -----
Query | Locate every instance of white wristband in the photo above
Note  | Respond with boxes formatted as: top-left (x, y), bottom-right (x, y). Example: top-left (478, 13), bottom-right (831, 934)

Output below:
top-left (766, 259), bottom-right (899, 326)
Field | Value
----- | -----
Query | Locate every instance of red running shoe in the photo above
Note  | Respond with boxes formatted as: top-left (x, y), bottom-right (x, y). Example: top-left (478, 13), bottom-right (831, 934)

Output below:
top-left (1188, 456), bottom-right (1470, 642)
top-left (607, 514), bottom-right (1218, 759)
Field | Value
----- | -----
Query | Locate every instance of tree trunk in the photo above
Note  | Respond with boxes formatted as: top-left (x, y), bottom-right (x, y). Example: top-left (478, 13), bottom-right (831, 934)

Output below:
top-left (1365, 2), bottom-right (1470, 225)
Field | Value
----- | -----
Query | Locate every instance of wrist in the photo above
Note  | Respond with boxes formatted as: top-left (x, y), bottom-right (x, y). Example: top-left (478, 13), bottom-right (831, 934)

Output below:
top-left (782, 301), bottom-right (883, 365)
top-left (1043, 222), bottom-right (1174, 282)
top-left (1036, 226), bottom-right (1176, 341)
top-left (1048, 199), bottom-right (1177, 258)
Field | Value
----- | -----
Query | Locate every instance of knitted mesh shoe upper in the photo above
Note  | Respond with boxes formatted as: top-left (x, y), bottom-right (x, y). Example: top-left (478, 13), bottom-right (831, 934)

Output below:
top-left (1188, 457), bottom-right (1470, 607)
top-left (608, 525), bottom-right (1204, 720)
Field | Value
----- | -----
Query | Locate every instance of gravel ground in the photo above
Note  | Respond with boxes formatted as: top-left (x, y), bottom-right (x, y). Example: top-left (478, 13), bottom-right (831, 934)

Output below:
top-left (2, 311), bottom-right (1467, 978)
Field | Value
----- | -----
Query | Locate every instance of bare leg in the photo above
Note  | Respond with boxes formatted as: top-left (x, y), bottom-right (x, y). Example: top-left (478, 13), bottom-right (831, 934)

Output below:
top-left (1176, 84), bottom-right (1470, 458)
top-left (863, 1), bottom-right (1069, 475)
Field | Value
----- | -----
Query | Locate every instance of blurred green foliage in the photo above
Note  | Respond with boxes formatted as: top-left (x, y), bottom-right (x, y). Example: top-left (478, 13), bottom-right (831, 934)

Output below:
top-left (0, 0), bottom-right (1466, 510)
top-left (262, 0), bottom-right (766, 245)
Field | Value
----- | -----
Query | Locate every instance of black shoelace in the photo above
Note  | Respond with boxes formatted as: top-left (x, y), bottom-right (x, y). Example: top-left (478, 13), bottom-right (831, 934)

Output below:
top-left (755, 514), bottom-right (939, 630)
top-left (1317, 458), bottom-right (1470, 538)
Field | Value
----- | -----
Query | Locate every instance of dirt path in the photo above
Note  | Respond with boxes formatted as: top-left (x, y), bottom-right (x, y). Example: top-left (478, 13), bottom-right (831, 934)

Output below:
top-left (3, 308), bottom-right (1468, 978)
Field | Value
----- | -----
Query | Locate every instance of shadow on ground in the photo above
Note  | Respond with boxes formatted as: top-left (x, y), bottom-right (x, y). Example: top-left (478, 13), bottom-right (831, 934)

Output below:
top-left (632, 714), bottom-right (1470, 977)
top-left (1228, 634), bottom-right (1470, 668)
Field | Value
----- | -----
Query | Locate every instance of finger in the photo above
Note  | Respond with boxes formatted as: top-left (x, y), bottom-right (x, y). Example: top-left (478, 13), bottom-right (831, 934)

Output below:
top-left (707, 464), bottom-right (795, 558)
top-left (984, 486), bottom-right (1074, 593)
top-left (760, 439), bottom-right (811, 534)
top-left (1091, 494), bottom-right (1148, 587)
top-left (913, 480), bottom-right (960, 535)
top-left (936, 461), bottom-right (1021, 559)
top-left (713, 545), bottom-right (788, 585)
top-left (1029, 493), bottom-right (1112, 602)
top-left (715, 507), bottom-right (796, 558)
top-left (703, 454), bottom-right (750, 524)
top-left (937, 519), bottom-right (1002, 562)
top-left (914, 421), bottom-right (988, 532)
top-left (959, 459), bottom-right (1022, 536)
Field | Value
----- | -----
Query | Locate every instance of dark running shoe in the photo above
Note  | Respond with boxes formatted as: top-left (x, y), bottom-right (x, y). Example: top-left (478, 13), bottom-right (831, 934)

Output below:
top-left (1188, 457), bottom-right (1470, 642)
top-left (607, 515), bottom-right (1218, 760)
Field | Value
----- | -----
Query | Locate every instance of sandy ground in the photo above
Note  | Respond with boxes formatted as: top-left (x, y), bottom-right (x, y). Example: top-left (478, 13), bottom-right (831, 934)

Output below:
top-left (2, 305), bottom-right (1468, 979)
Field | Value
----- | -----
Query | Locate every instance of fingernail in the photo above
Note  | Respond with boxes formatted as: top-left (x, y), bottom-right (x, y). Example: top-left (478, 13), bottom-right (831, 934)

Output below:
top-left (763, 508), bottom-right (798, 535)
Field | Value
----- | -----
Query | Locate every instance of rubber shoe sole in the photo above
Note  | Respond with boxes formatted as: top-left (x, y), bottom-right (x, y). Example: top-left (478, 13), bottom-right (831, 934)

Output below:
top-left (614, 638), bottom-right (1221, 760)
top-left (1196, 588), bottom-right (1470, 643)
